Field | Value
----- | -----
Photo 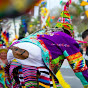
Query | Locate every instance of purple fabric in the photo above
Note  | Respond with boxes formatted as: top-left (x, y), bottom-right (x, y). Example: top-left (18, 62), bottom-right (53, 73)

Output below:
top-left (82, 69), bottom-right (88, 82)
top-left (37, 38), bottom-right (63, 59)
top-left (38, 31), bottom-right (79, 58)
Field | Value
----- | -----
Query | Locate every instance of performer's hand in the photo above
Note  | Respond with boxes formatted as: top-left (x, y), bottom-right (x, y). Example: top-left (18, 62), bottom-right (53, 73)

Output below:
top-left (10, 46), bottom-right (29, 60)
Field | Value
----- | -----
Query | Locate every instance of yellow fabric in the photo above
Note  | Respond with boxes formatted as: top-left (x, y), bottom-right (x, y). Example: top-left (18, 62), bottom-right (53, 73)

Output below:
top-left (80, 1), bottom-right (88, 6)
top-left (84, 85), bottom-right (88, 88)
top-left (56, 70), bottom-right (71, 88)
top-left (22, 86), bottom-right (26, 88)
top-left (52, 75), bottom-right (57, 88)
top-left (12, 59), bottom-right (18, 62)
top-left (39, 82), bottom-right (50, 88)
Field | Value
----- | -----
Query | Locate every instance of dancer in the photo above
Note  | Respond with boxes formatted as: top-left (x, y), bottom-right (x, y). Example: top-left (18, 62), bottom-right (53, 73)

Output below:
top-left (0, 45), bottom-right (8, 88)
top-left (6, 1), bottom-right (88, 88)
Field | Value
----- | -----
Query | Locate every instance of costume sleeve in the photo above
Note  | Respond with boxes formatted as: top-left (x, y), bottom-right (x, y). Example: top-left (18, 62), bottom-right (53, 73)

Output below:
top-left (58, 34), bottom-right (88, 88)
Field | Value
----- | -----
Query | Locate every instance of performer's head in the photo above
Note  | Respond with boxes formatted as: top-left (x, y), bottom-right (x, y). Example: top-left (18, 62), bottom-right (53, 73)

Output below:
top-left (55, 27), bottom-right (72, 37)
top-left (0, 48), bottom-right (8, 60)
top-left (82, 29), bottom-right (88, 47)
top-left (55, 1), bottom-right (74, 37)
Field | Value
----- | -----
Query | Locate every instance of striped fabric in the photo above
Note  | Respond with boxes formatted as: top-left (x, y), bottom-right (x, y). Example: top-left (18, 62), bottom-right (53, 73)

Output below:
top-left (37, 67), bottom-right (61, 88)
top-left (50, 73), bottom-right (53, 88)
top-left (37, 67), bottom-right (50, 88)
top-left (18, 66), bottom-right (25, 87)
top-left (5, 61), bottom-right (61, 88)
top-left (66, 52), bottom-right (87, 72)
top-left (22, 65), bottom-right (38, 88)
top-left (57, 17), bottom-right (72, 24)
top-left (8, 62), bottom-right (38, 88)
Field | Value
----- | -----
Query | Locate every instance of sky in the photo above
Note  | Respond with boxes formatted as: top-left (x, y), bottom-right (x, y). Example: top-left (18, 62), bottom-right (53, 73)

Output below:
top-left (47, 0), bottom-right (60, 10)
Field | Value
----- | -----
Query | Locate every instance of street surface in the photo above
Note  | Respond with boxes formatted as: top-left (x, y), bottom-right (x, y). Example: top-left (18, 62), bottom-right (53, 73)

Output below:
top-left (60, 59), bottom-right (84, 88)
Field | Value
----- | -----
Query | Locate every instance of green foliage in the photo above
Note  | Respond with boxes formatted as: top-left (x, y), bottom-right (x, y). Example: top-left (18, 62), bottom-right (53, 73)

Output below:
top-left (31, 17), bottom-right (40, 25)
top-left (79, 0), bottom-right (82, 3)
top-left (77, 23), bottom-right (88, 33)
top-left (71, 2), bottom-right (83, 16)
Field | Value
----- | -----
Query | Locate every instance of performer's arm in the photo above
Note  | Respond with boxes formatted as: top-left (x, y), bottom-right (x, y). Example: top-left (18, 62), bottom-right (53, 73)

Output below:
top-left (58, 35), bottom-right (88, 88)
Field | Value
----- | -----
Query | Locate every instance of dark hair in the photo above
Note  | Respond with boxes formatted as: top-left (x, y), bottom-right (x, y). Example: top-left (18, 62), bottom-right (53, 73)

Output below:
top-left (18, 36), bottom-right (24, 40)
top-left (55, 27), bottom-right (72, 36)
top-left (63, 29), bottom-right (71, 36)
top-left (82, 29), bottom-right (88, 39)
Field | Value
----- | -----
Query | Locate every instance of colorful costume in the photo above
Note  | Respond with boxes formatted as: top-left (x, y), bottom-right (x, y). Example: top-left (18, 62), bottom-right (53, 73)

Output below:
top-left (5, 1), bottom-right (88, 88)
top-left (5, 30), bottom-right (88, 88)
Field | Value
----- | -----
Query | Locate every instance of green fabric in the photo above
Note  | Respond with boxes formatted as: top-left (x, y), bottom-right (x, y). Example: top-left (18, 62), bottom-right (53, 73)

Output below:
top-left (51, 55), bottom-right (64, 64)
top-left (25, 81), bottom-right (37, 87)
top-left (0, 74), bottom-right (5, 88)
top-left (75, 72), bottom-right (88, 86)
top-left (63, 50), bottom-right (69, 57)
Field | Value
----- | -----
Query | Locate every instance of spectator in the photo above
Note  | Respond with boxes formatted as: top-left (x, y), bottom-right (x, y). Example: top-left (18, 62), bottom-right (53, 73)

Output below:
top-left (0, 47), bottom-right (8, 88)
top-left (80, 29), bottom-right (88, 66)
